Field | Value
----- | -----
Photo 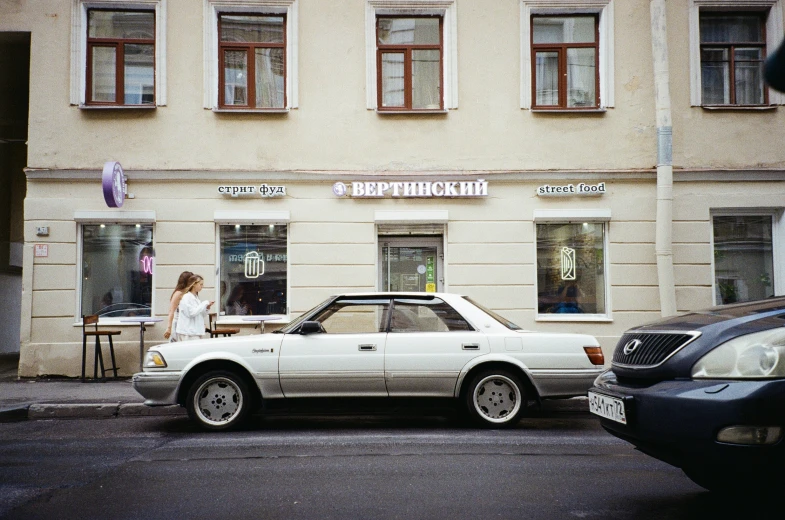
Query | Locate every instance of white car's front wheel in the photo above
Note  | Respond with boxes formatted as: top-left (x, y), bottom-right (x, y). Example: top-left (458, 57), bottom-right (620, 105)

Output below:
top-left (465, 369), bottom-right (525, 427)
top-left (186, 370), bottom-right (251, 431)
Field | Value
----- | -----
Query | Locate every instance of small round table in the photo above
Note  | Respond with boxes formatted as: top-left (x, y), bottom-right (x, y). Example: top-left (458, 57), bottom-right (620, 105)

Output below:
top-left (241, 315), bottom-right (278, 333)
top-left (120, 317), bottom-right (164, 371)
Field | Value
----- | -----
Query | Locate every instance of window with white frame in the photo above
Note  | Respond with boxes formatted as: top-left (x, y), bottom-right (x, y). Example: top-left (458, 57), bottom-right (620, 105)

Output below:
top-left (712, 214), bottom-right (776, 304)
top-left (218, 224), bottom-right (288, 316)
top-left (534, 210), bottom-right (610, 319)
top-left (365, 0), bottom-right (457, 111)
top-left (531, 15), bottom-right (599, 109)
top-left (80, 223), bottom-right (154, 318)
top-left (205, 0), bottom-right (298, 110)
top-left (521, 0), bottom-right (614, 110)
top-left (689, 0), bottom-right (785, 106)
top-left (71, 0), bottom-right (166, 107)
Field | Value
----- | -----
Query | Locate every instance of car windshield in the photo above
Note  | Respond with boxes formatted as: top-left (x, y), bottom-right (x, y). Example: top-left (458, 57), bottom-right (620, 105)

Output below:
top-left (277, 296), bottom-right (336, 334)
top-left (463, 296), bottom-right (522, 330)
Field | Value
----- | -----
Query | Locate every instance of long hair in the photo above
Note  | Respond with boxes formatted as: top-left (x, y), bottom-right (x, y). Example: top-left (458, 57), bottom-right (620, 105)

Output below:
top-left (170, 271), bottom-right (194, 299)
top-left (183, 274), bottom-right (204, 295)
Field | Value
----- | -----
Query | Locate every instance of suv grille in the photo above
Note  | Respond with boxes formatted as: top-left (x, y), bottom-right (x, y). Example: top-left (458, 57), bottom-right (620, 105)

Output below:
top-left (612, 332), bottom-right (700, 368)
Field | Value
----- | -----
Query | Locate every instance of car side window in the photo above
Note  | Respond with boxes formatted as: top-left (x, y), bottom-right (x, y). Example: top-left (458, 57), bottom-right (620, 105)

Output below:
top-left (391, 298), bottom-right (473, 333)
top-left (311, 299), bottom-right (390, 334)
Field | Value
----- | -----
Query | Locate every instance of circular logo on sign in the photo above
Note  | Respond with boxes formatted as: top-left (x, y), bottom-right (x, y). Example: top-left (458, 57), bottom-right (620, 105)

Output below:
top-left (417, 265), bottom-right (426, 274)
top-left (102, 161), bottom-right (126, 208)
top-left (332, 182), bottom-right (347, 197)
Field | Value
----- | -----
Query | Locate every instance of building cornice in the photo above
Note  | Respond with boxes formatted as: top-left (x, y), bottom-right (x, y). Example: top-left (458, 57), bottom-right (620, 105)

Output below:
top-left (23, 168), bottom-right (785, 183)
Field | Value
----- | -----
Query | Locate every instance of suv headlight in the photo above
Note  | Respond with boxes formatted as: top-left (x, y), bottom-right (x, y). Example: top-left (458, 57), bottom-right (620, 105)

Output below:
top-left (144, 351), bottom-right (167, 368)
top-left (692, 328), bottom-right (785, 379)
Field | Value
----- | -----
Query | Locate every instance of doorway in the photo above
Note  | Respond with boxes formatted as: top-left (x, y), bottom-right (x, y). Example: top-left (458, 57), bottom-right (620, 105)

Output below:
top-left (379, 236), bottom-right (444, 293)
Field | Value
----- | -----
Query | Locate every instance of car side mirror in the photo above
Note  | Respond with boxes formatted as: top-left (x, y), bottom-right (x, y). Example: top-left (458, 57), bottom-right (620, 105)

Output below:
top-left (299, 321), bottom-right (324, 335)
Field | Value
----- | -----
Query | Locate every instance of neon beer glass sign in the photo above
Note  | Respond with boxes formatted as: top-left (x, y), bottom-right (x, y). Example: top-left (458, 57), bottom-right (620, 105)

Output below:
top-left (244, 251), bottom-right (264, 279)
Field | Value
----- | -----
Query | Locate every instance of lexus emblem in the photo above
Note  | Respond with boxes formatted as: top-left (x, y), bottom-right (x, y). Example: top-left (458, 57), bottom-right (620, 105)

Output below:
top-left (623, 339), bottom-right (643, 355)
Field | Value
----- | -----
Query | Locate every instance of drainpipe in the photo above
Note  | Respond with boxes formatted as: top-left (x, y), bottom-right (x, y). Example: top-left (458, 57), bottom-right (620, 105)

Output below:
top-left (650, 0), bottom-right (677, 316)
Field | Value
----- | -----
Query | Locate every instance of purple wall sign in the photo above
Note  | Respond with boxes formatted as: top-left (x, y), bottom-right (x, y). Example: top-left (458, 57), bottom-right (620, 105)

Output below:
top-left (102, 161), bottom-right (127, 208)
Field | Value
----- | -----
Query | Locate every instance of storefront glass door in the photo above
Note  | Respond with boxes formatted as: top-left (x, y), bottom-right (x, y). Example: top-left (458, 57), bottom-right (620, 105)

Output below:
top-left (379, 237), bottom-right (443, 293)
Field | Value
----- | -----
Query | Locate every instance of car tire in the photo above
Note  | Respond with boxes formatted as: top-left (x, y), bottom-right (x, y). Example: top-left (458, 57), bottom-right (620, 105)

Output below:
top-left (464, 369), bottom-right (525, 428)
top-left (186, 370), bottom-right (251, 431)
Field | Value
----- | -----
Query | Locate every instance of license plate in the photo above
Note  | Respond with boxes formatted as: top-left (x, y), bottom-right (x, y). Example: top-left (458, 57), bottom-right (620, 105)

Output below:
top-left (588, 391), bottom-right (627, 424)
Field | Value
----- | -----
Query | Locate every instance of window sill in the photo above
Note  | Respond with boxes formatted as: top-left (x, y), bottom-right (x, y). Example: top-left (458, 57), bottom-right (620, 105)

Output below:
top-left (376, 109), bottom-right (448, 115)
top-left (530, 108), bottom-right (607, 114)
top-left (217, 316), bottom-right (291, 326)
top-left (700, 105), bottom-right (777, 111)
top-left (78, 104), bottom-right (157, 110)
top-left (212, 108), bottom-right (289, 114)
top-left (73, 320), bottom-right (159, 327)
top-left (535, 315), bottom-right (613, 323)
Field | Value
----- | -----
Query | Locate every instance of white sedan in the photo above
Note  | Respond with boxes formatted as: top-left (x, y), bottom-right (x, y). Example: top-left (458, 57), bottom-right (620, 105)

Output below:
top-left (132, 293), bottom-right (605, 431)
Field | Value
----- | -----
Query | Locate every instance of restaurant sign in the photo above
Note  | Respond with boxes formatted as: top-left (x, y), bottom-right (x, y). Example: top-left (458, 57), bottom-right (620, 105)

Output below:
top-left (536, 182), bottom-right (606, 197)
top-left (102, 161), bottom-right (127, 208)
top-left (218, 184), bottom-right (286, 198)
top-left (333, 179), bottom-right (488, 198)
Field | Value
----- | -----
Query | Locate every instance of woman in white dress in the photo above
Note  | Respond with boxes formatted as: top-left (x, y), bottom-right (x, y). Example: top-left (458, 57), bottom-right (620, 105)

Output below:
top-left (175, 274), bottom-right (214, 341)
top-left (163, 271), bottom-right (192, 342)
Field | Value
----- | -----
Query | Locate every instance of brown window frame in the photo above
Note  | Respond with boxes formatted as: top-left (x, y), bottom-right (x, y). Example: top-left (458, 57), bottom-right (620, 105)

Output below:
top-left (85, 8), bottom-right (156, 107)
top-left (699, 11), bottom-right (768, 107)
top-left (376, 15), bottom-right (444, 112)
top-left (530, 14), bottom-right (600, 110)
top-left (218, 13), bottom-right (287, 110)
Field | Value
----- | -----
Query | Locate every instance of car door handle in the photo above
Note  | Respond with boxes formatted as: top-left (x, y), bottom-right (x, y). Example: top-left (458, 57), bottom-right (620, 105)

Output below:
top-left (462, 343), bottom-right (480, 350)
top-left (358, 344), bottom-right (377, 351)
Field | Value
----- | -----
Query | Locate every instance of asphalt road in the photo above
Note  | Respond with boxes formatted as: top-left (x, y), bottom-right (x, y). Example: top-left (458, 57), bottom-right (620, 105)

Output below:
top-left (0, 412), bottom-right (770, 520)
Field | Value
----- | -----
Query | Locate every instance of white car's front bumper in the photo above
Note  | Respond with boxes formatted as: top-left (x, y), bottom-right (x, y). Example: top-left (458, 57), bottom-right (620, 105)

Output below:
top-left (132, 371), bottom-right (183, 406)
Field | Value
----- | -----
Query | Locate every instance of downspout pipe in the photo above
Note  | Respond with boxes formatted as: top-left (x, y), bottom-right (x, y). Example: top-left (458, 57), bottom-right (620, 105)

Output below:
top-left (650, 0), bottom-right (677, 316)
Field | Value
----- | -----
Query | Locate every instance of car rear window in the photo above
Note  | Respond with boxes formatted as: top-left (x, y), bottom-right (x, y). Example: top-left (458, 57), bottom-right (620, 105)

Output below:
top-left (463, 297), bottom-right (522, 330)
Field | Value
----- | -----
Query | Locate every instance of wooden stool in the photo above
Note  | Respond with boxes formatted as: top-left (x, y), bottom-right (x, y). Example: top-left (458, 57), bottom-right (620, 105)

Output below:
top-left (207, 313), bottom-right (240, 338)
top-left (81, 314), bottom-right (121, 381)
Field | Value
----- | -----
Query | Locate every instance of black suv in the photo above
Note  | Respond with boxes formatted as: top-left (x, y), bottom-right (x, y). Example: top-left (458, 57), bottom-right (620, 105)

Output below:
top-left (590, 297), bottom-right (785, 492)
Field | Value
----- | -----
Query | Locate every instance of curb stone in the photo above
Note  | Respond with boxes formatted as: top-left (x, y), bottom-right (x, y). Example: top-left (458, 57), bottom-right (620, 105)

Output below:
top-left (118, 403), bottom-right (186, 417)
top-left (28, 403), bottom-right (120, 419)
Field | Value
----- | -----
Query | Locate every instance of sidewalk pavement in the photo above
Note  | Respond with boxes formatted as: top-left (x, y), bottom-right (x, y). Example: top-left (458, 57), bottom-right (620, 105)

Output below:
top-left (0, 353), bottom-right (590, 421)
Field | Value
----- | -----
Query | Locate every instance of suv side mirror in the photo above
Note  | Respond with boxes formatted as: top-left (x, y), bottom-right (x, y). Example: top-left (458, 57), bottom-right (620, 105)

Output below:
top-left (299, 321), bottom-right (324, 335)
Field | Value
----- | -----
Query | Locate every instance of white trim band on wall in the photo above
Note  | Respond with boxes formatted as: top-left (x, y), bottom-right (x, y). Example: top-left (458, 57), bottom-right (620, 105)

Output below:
top-left (74, 210), bottom-right (156, 223)
top-left (533, 209), bottom-right (611, 221)
top-left (213, 210), bottom-right (291, 224)
top-left (374, 210), bottom-right (449, 223)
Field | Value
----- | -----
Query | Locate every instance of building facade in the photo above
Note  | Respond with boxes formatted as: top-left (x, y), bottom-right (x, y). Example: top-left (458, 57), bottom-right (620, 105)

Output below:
top-left (1, 0), bottom-right (784, 377)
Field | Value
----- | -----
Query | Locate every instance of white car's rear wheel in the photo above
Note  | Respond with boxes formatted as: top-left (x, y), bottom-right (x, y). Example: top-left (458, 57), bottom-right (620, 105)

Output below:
top-left (186, 370), bottom-right (250, 431)
top-left (465, 369), bottom-right (524, 427)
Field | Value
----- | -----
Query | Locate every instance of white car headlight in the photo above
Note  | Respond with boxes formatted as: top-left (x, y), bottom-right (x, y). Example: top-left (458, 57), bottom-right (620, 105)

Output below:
top-left (144, 351), bottom-right (167, 368)
top-left (692, 328), bottom-right (785, 379)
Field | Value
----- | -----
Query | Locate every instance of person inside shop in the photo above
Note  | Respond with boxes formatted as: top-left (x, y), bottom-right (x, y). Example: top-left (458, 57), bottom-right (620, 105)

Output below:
top-left (163, 270), bottom-right (193, 342)
top-left (175, 274), bottom-right (214, 341)
top-left (551, 281), bottom-right (584, 314)
top-left (225, 284), bottom-right (250, 316)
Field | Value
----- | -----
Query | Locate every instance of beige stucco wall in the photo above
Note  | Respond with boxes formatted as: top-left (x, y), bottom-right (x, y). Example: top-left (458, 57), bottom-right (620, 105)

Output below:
top-left (18, 173), bottom-right (781, 377)
top-left (0, 1), bottom-right (779, 173)
top-left (4, 0), bottom-right (785, 376)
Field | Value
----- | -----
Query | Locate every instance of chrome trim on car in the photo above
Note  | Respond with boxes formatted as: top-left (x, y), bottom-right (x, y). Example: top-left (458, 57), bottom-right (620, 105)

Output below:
top-left (612, 330), bottom-right (702, 369)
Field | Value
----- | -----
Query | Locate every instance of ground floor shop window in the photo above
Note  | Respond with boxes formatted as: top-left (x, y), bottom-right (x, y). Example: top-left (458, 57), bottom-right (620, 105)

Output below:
top-left (81, 223), bottom-right (153, 317)
top-left (536, 222), bottom-right (606, 316)
top-left (219, 224), bottom-right (287, 316)
top-left (713, 215), bottom-right (775, 304)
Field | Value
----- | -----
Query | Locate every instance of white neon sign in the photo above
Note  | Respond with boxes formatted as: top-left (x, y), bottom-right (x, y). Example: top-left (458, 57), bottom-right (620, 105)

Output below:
top-left (560, 247), bottom-right (576, 280)
top-left (244, 251), bottom-right (265, 279)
